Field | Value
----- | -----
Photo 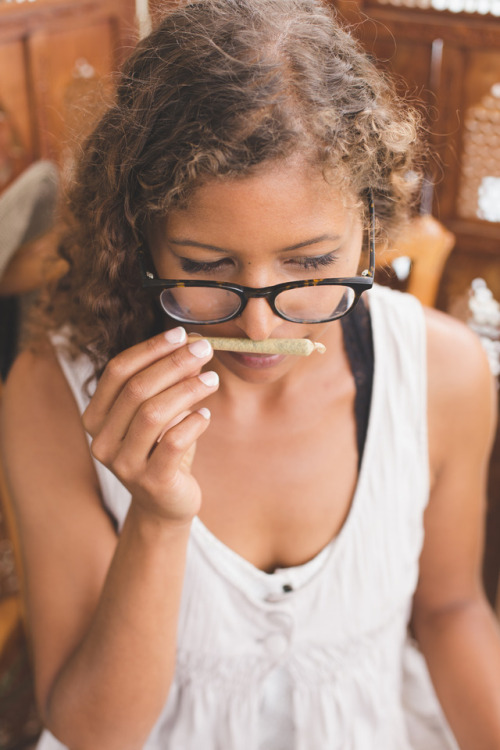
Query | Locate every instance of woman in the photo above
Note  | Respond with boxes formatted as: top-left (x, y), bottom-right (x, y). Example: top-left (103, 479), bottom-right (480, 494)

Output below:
top-left (2, 1), bottom-right (500, 748)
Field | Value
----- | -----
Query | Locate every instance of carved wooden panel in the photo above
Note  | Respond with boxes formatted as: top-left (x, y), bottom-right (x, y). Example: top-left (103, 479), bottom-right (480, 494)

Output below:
top-left (28, 20), bottom-right (118, 164)
top-left (454, 51), bottom-right (500, 226)
top-left (0, 41), bottom-right (33, 189)
top-left (458, 85), bottom-right (500, 221)
top-left (0, 0), bottom-right (137, 170)
top-left (334, 1), bottom-right (500, 272)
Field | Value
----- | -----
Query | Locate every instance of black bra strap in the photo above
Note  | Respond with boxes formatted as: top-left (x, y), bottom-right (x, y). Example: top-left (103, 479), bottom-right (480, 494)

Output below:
top-left (340, 298), bottom-right (374, 468)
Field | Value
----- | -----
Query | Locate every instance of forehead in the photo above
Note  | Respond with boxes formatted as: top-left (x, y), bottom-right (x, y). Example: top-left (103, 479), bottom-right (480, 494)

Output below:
top-left (164, 161), bottom-right (360, 244)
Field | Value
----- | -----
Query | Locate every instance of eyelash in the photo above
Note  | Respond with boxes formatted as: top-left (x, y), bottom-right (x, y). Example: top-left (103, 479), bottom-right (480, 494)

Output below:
top-left (180, 258), bottom-right (232, 273)
top-left (293, 252), bottom-right (339, 270)
top-left (179, 252), bottom-right (339, 274)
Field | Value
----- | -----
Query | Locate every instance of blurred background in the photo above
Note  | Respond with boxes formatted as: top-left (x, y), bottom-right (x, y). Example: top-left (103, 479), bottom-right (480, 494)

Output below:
top-left (0, 0), bottom-right (499, 746)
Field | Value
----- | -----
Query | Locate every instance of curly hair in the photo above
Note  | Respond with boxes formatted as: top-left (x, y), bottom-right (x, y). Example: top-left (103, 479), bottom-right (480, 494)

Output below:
top-left (31, 0), bottom-right (422, 372)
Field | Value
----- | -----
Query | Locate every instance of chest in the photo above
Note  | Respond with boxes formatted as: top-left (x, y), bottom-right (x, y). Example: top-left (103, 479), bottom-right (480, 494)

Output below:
top-left (193, 388), bottom-right (360, 572)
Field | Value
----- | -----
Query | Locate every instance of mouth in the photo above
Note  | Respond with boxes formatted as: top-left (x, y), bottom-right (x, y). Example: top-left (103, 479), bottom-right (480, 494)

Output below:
top-left (223, 351), bottom-right (287, 370)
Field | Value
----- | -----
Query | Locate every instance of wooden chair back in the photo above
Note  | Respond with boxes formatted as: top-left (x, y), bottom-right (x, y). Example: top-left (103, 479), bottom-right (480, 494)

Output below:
top-left (377, 215), bottom-right (456, 308)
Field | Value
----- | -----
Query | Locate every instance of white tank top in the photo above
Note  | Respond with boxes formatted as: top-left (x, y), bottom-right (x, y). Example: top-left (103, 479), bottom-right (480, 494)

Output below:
top-left (37, 285), bottom-right (458, 750)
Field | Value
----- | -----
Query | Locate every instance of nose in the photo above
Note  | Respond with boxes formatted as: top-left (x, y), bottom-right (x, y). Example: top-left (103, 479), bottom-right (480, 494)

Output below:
top-left (235, 295), bottom-right (284, 341)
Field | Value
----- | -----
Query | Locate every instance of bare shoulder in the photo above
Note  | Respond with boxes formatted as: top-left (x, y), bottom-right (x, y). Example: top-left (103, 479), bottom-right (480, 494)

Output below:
top-left (2, 344), bottom-right (101, 500)
top-left (424, 305), bottom-right (492, 382)
top-left (4, 343), bottom-right (75, 420)
top-left (3, 343), bottom-right (59, 405)
top-left (4, 343), bottom-right (72, 410)
top-left (424, 307), bottom-right (497, 474)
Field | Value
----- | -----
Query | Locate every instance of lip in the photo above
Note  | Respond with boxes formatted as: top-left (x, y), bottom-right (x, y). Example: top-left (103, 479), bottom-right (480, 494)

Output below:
top-left (224, 351), bottom-right (287, 369)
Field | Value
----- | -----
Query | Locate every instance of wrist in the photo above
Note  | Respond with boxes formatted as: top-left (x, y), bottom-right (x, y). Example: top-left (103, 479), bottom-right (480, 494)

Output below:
top-left (127, 500), bottom-right (195, 541)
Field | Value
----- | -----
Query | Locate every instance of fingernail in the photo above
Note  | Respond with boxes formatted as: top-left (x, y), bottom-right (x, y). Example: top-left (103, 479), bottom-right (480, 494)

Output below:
top-left (198, 407), bottom-right (211, 420)
top-left (198, 371), bottom-right (219, 387)
top-left (164, 326), bottom-right (186, 344)
top-left (188, 339), bottom-right (212, 358)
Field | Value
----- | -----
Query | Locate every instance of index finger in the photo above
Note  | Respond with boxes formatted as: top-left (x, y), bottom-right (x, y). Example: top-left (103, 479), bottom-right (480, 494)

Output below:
top-left (82, 326), bottom-right (187, 435)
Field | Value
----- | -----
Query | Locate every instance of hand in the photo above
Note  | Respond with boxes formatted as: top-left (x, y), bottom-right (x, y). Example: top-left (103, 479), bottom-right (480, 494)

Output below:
top-left (82, 327), bottom-right (219, 524)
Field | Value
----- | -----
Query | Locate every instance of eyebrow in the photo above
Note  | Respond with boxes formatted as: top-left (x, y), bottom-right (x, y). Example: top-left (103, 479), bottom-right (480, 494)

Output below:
top-left (168, 234), bottom-right (343, 254)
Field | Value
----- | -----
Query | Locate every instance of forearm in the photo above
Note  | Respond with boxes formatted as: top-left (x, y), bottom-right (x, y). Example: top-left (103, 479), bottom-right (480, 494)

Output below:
top-left (44, 503), bottom-right (191, 750)
top-left (414, 596), bottom-right (500, 750)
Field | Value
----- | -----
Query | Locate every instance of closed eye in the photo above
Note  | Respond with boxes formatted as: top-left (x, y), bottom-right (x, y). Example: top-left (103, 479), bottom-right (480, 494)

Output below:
top-left (179, 251), bottom-right (340, 274)
top-left (286, 251), bottom-right (340, 270)
top-left (179, 257), bottom-right (234, 274)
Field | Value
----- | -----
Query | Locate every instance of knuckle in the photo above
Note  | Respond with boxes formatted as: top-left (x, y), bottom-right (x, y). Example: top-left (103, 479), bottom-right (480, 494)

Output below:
top-left (168, 347), bottom-right (188, 373)
top-left (161, 429), bottom-right (187, 455)
top-left (104, 353), bottom-right (128, 383)
top-left (144, 335), bottom-right (166, 357)
top-left (123, 375), bottom-right (148, 404)
top-left (90, 435), bottom-right (110, 465)
top-left (111, 454), bottom-right (133, 481)
top-left (182, 377), bottom-right (203, 398)
top-left (138, 401), bottom-right (164, 428)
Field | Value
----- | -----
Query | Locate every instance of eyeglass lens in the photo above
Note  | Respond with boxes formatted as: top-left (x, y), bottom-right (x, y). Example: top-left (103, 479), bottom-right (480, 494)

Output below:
top-left (274, 284), bottom-right (355, 322)
top-left (159, 284), bottom-right (356, 324)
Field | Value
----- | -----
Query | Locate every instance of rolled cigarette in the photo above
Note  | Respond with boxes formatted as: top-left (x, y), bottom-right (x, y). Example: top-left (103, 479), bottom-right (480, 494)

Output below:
top-left (186, 335), bottom-right (326, 356)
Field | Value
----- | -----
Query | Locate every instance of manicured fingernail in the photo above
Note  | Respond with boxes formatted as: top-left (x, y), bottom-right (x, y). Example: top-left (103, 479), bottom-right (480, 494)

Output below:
top-left (198, 371), bottom-right (219, 387)
top-left (164, 326), bottom-right (186, 344)
top-left (198, 407), bottom-right (211, 420)
top-left (188, 339), bottom-right (212, 358)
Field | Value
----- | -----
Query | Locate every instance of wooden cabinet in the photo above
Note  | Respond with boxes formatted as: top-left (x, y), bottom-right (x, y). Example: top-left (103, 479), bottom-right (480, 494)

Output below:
top-left (0, 36), bottom-right (33, 186)
top-left (0, 0), bottom-right (137, 188)
top-left (333, 0), bottom-right (500, 310)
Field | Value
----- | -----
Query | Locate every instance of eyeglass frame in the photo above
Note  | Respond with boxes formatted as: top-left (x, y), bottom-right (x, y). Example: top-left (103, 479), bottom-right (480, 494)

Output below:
top-left (138, 189), bottom-right (375, 325)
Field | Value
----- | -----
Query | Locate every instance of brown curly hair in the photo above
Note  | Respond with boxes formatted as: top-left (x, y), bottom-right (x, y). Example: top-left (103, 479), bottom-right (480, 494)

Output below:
top-left (31, 0), bottom-right (422, 374)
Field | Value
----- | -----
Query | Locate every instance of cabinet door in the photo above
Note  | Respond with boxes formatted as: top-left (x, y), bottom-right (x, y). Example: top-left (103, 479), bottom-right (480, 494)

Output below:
top-left (28, 19), bottom-right (119, 164)
top-left (352, 28), bottom-right (443, 213)
top-left (456, 49), bottom-right (500, 225)
top-left (0, 39), bottom-right (34, 188)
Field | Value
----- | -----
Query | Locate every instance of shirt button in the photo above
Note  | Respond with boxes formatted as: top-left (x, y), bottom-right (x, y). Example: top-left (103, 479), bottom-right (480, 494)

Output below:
top-left (265, 632), bottom-right (289, 658)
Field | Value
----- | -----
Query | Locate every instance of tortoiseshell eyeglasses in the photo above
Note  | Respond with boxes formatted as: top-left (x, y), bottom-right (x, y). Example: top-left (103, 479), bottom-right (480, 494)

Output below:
top-left (139, 190), bottom-right (375, 325)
